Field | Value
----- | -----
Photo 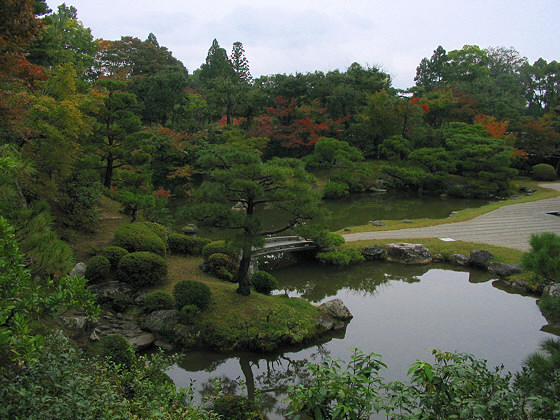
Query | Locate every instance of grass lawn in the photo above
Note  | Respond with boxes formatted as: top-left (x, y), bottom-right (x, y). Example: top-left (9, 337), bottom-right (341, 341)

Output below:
top-left (155, 255), bottom-right (320, 351)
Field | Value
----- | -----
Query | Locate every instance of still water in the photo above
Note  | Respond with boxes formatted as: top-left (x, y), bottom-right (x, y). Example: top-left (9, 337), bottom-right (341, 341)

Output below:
top-left (171, 193), bottom-right (489, 232)
top-left (167, 261), bottom-right (553, 418)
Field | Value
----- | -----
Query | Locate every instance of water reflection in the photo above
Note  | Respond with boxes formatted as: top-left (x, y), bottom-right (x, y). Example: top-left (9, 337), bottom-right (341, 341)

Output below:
top-left (168, 262), bottom-right (553, 419)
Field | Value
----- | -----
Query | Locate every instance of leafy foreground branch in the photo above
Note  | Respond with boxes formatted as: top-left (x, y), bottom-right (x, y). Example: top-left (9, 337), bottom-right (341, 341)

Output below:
top-left (286, 347), bottom-right (560, 420)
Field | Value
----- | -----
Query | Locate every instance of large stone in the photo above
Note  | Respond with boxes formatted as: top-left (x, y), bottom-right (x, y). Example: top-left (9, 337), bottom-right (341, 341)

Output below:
top-left (543, 283), bottom-right (560, 298)
top-left (88, 281), bottom-right (132, 303)
top-left (143, 310), bottom-right (179, 335)
top-left (128, 333), bottom-right (155, 351)
top-left (316, 313), bottom-right (336, 333)
top-left (487, 262), bottom-right (522, 278)
top-left (469, 250), bottom-right (495, 268)
top-left (386, 243), bottom-right (432, 264)
top-left (69, 262), bottom-right (87, 278)
top-left (450, 254), bottom-right (470, 266)
top-left (319, 298), bottom-right (353, 320)
top-left (362, 245), bottom-right (386, 261)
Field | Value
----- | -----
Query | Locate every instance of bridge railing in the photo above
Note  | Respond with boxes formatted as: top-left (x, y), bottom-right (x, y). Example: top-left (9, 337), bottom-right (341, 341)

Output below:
top-left (263, 235), bottom-right (302, 244)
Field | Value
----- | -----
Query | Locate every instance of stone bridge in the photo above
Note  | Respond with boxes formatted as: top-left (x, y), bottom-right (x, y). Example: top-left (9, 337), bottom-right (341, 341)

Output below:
top-left (252, 236), bottom-right (318, 257)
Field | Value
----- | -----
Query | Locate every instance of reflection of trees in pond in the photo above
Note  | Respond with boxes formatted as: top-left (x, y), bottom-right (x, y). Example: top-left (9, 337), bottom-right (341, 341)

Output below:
top-left (274, 261), bottom-right (494, 302)
top-left (195, 345), bottom-right (332, 418)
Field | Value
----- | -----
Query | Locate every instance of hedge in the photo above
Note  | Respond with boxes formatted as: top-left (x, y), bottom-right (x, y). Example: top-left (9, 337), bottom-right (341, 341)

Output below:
top-left (118, 251), bottom-right (167, 287)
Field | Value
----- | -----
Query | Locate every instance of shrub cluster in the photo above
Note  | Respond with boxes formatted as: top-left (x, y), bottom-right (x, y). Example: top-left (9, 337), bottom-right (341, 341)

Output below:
top-left (112, 222), bottom-right (166, 256)
top-left (208, 252), bottom-right (238, 281)
top-left (251, 271), bottom-right (278, 294)
top-left (202, 240), bottom-right (237, 261)
top-left (101, 246), bottom-right (129, 268)
top-left (85, 255), bottom-right (111, 283)
top-left (211, 394), bottom-right (263, 420)
top-left (100, 334), bottom-right (135, 369)
top-left (317, 249), bottom-right (365, 265)
top-left (118, 251), bottom-right (167, 287)
top-left (143, 290), bottom-right (174, 312)
top-left (323, 181), bottom-right (349, 199)
top-left (173, 280), bottom-right (212, 310)
top-left (167, 233), bottom-right (211, 256)
top-left (179, 304), bottom-right (201, 324)
top-left (532, 163), bottom-right (557, 181)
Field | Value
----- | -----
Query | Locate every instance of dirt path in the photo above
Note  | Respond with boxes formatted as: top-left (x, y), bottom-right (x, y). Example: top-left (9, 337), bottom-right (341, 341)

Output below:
top-left (343, 183), bottom-right (560, 251)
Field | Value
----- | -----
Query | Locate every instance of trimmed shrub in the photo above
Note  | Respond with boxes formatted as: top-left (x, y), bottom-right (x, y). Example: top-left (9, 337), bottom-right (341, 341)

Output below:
top-left (202, 240), bottom-right (237, 261)
top-left (323, 181), bottom-right (350, 199)
top-left (112, 223), bottom-right (166, 256)
top-left (167, 233), bottom-right (212, 256)
top-left (173, 280), bottom-right (212, 310)
top-left (208, 252), bottom-right (238, 281)
top-left (251, 271), bottom-right (278, 294)
top-left (211, 395), bottom-right (263, 420)
top-left (84, 255), bottom-right (111, 283)
top-left (100, 334), bottom-right (135, 369)
top-left (317, 249), bottom-right (365, 265)
top-left (140, 221), bottom-right (168, 242)
top-left (179, 304), bottom-right (201, 324)
top-left (101, 246), bottom-right (129, 268)
top-left (144, 291), bottom-right (174, 312)
top-left (532, 163), bottom-right (557, 181)
top-left (118, 251), bottom-right (167, 287)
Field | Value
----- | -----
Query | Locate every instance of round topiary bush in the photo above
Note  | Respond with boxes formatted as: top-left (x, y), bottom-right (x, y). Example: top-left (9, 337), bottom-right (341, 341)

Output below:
top-left (140, 221), bottom-right (168, 243)
top-left (112, 223), bottom-right (166, 256)
top-left (118, 251), bottom-right (167, 287)
top-left (167, 233), bottom-right (212, 256)
top-left (144, 290), bottom-right (174, 312)
top-left (100, 333), bottom-right (135, 369)
top-left (250, 271), bottom-right (279, 294)
top-left (101, 246), bottom-right (129, 268)
top-left (85, 255), bottom-right (111, 283)
top-left (208, 252), bottom-right (238, 281)
top-left (211, 394), bottom-right (263, 420)
top-left (173, 280), bottom-right (212, 310)
top-left (532, 163), bottom-right (557, 181)
top-left (202, 240), bottom-right (237, 261)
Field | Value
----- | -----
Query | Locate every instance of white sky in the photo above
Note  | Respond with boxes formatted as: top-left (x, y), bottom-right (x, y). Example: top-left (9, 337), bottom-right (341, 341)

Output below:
top-left (46, 0), bottom-right (560, 89)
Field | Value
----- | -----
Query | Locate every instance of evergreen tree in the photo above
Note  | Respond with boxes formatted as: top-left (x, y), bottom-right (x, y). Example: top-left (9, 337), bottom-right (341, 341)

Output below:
top-left (230, 41), bottom-right (252, 83)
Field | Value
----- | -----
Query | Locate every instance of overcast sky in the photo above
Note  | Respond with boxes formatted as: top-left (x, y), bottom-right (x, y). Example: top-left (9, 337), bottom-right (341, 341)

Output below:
top-left (46, 0), bottom-right (559, 89)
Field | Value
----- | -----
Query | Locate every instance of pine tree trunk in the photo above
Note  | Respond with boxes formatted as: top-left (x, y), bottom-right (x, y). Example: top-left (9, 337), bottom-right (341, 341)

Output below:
top-left (236, 251), bottom-right (252, 296)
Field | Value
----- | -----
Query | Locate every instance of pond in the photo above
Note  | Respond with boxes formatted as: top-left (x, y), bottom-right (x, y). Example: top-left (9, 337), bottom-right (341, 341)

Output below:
top-left (167, 261), bottom-right (554, 419)
top-left (170, 192), bottom-right (489, 232)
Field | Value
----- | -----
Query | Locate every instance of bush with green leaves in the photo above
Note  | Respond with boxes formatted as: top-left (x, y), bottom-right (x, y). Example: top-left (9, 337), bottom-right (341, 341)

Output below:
top-left (101, 246), bottom-right (129, 268)
top-left (537, 296), bottom-right (560, 322)
top-left (323, 181), bottom-right (350, 199)
top-left (317, 249), bottom-right (365, 265)
top-left (202, 240), bottom-right (237, 261)
top-left (532, 163), bottom-right (557, 181)
top-left (100, 334), bottom-right (136, 369)
top-left (112, 222), bottom-right (166, 256)
top-left (168, 233), bottom-right (212, 255)
top-left (521, 232), bottom-right (560, 283)
top-left (208, 252), bottom-right (238, 281)
top-left (173, 280), bottom-right (212, 310)
top-left (251, 271), bottom-right (278, 294)
top-left (211, 394), bottom-right (263, 420)
top-left (141, 221), bottom-right (168, 242)
top-left (85, 255), bottom-right (111, 283)
top-left (179, 304), bottom-right (201, 325)
top-left (144, 290), bottom-right (174, 313)
top-left (118, 251), bottom-right (167, 287)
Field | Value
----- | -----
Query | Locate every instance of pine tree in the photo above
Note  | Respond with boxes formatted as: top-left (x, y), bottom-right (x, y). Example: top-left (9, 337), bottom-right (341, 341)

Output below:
top-left (230, 41), bottom-right (252, 83)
